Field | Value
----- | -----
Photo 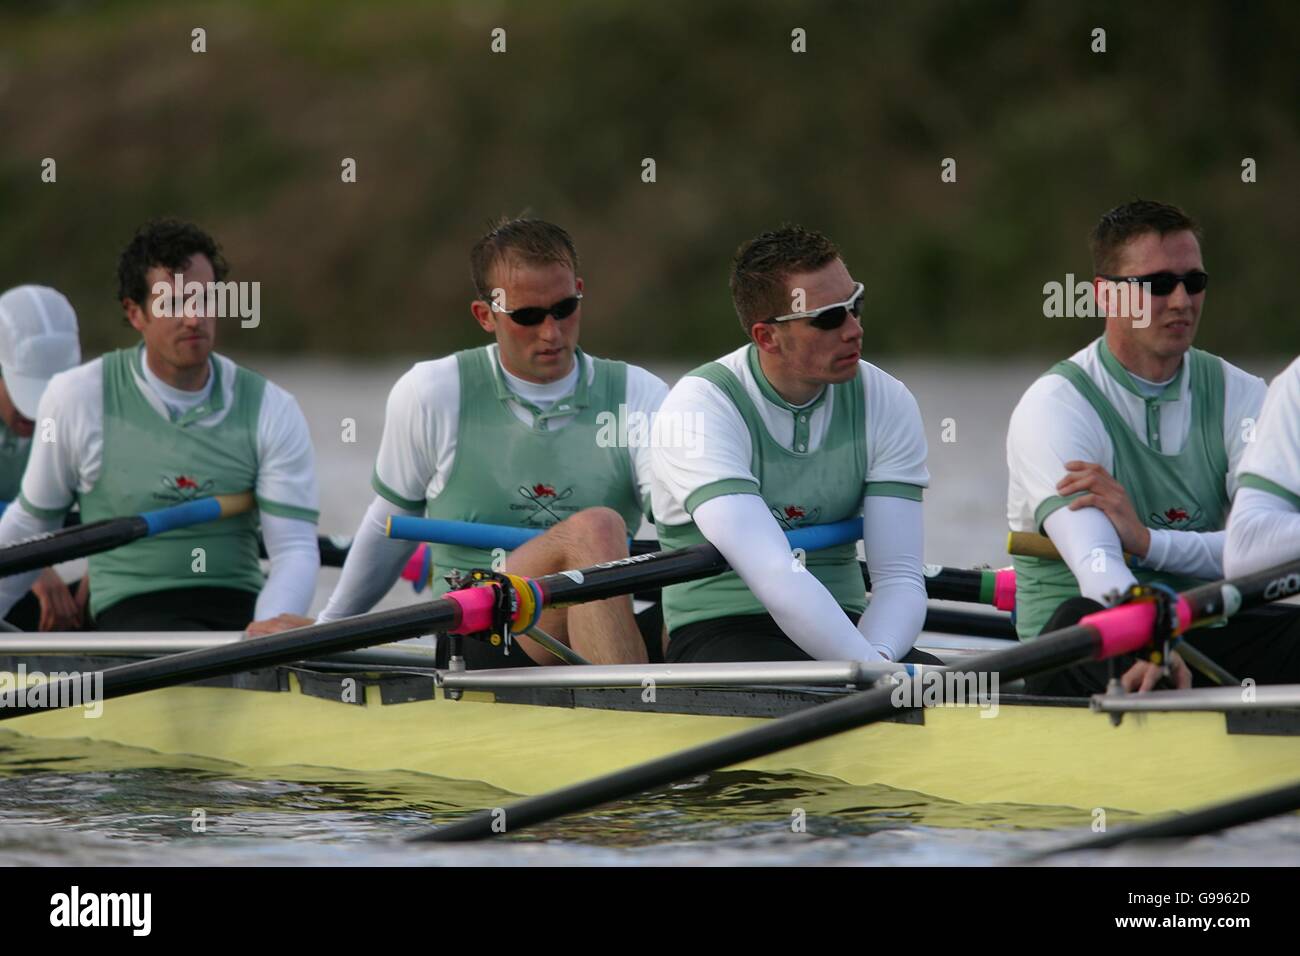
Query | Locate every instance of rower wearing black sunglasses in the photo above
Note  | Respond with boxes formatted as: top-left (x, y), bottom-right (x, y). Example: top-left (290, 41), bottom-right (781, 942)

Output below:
top-left (293, 217), bottom-right (669, 668)
top-left (1008, 199), bottom-right (1300, 694)
top-left (651, 224), bottom-right (938, 666)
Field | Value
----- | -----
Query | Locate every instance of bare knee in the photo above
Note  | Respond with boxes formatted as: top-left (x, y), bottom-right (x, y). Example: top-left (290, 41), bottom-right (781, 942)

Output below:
top-left (559, 507), bottom-right (629, 554)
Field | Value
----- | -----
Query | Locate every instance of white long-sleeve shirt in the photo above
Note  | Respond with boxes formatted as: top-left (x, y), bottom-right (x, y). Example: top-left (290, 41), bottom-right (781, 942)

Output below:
top-left (1008, 338), bottom-right (1265, 598)
top-left (0, 349), bottom-right (320, 619)
top-left (319, 347), bottom-right (667, 622)
top-left (652, 348), bottom-right (930, 660)
top-left (1226, 356), bottom-right (1300, 578)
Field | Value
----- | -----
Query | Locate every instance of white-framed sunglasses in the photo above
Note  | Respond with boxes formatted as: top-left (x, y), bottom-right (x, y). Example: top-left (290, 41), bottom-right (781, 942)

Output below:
top-left (764, 282), bottom-right (865, 330)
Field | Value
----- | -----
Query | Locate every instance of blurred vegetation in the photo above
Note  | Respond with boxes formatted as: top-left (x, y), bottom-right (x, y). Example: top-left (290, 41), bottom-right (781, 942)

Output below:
top-left (0, 0), bottom-right (1297, 362)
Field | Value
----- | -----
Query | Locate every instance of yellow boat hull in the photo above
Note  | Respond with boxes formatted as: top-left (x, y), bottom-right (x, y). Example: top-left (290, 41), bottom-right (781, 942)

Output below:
top-left (4, 670), bottom-right (1296, 821)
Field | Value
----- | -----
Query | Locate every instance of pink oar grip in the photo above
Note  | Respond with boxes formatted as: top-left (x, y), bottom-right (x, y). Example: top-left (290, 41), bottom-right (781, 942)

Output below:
top-left (444, 586), bottom-right (500, 635)
top-left (992, 569), bottom-right (1017, 611)
top-left (1081, 597), bottom-right (1193, 659)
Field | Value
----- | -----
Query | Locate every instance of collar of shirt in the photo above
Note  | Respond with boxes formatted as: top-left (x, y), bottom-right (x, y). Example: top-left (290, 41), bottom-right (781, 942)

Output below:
top-left (1097, 338), bottom-right (1185, 452)
top-left (135, 344), bottom-right (223, 426)
top-left (490, 346), bottom-right (588, 424)
top-left (746, 344), bottom-right (828, 453)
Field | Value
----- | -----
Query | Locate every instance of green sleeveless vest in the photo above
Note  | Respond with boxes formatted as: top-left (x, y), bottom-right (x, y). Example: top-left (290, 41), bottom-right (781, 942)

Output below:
top-left (420, 347), bottom-right (643, 598)
top-left (657, 347), bottom-right (868, 632)
top-left (0, 418), bottom-right (31, 503)
top-left (1013, 346), bottom-right (1230, 639)
top-left (81, 347), bottom-right (267, 617)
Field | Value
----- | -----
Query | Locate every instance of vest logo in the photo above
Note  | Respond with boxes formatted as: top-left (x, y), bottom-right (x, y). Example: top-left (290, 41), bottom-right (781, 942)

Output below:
top-left (513, 482), bottom-right (577, 525)
top-left (156, 473), bottom-right (215, 503)
top-left (772, 504), bottom-right (821, 529)
top-left (1150, 505), bottom-right (1203, 529)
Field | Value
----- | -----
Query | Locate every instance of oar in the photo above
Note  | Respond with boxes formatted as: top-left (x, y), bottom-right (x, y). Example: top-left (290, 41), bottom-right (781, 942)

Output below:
top-left (1036, 777), bottom-right (1300, 857)
top-left (0, 499), bottom-right (355, 572)
top-left (387, 515), bottom-right (1018, 610)
top-left (1008, 530), bottom-right (1139, 567)
top-left (1007, 531), bottom-right (1239, 683)
top-left (413, 554), bottom-right (1300, 842)
top-left (387, 514), bottom-right (863, 554)
top-left (0, 536), bottom-right (741, 719)
top-left (0, 492), bottom-right (255, 579)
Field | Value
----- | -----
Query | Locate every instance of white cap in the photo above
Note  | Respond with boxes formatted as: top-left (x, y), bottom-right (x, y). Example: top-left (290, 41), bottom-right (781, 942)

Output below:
top-left (0, 285), bottom-right (82, 420)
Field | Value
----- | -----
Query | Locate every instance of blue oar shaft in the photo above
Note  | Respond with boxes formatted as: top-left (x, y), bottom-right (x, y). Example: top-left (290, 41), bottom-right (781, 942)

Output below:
top-left (386, 514), bottom-right (862, 553)
top-left (0, 492), bottom-right (255, 579)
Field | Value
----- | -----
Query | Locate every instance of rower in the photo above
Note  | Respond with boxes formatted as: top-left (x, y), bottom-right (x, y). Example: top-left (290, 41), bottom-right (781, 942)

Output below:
top-left (0, 219), bottom-right (321, 632)
top-left (1007, 199), bottom-right (1300, 693)
top-left (1225, 357), bottom-right (1300, 588)
top-left (274, 218), bottom-right (667, 667)
top-left (651, 225), bottom-right (937, 664)
top-left (0, 285), bottom-right (84, 630)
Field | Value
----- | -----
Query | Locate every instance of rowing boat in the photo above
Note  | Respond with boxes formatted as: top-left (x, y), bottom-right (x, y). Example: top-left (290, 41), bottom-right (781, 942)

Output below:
top-left (4, 631), bottom-right (1297, 824)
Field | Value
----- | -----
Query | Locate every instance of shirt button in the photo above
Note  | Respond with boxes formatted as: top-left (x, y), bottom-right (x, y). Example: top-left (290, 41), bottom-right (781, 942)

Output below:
top-left (798, 443), bottom-right (807, 452)
top-left (799, 414), bottom-right (807, 423)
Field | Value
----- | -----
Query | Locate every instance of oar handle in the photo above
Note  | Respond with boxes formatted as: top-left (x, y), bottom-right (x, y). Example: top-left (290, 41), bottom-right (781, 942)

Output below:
top-left (1007, 530), bottom-right (1138, 567)
top-left (140, 491), bottom-right (256, 535)
top-left (386, 514), bottom-right (863, 553)
top-left (387, 516), bottom-right (1021, 608)
top-left (0, 491), bottom-right (259, 580)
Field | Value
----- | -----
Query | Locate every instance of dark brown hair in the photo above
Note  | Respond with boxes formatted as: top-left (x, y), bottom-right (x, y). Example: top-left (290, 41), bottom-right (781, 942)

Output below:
top-left (730, 224), bottom-right (841, 334)
top-left (470, 218), bottom-right (578, 297)
top-left (1090, 200), bottom-right (1201, 275)
top-left (116, 218), bottom-right (229, 307)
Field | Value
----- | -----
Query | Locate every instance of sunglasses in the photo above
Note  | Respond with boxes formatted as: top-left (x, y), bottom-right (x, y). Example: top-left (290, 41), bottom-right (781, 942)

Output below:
top-left (1099, 271), bottom-right (1209, 296)
top-left (489, 293), bottom-right (583, 326)
top-left (764, 282), bottom-right (865, 330)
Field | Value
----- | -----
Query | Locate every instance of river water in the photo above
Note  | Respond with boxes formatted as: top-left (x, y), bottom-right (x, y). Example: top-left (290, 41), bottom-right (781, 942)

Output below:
top-left (1, 355), bottom-right (1296, 866)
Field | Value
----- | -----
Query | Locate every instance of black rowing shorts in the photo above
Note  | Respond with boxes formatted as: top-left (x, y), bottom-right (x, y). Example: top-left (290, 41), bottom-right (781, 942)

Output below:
top-left (668, 608), bottom-right (942, 665)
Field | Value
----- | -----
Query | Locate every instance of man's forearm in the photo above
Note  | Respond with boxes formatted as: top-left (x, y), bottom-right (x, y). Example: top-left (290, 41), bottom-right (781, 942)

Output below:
top-left (317, 496), bottom-right (419, 623)
top-left (1142, 528), bottom-right (1224, 580)
top-left (254, 514), bottom-right (322, 619)
top-left (1042, 506), bottom-right (1137, 605)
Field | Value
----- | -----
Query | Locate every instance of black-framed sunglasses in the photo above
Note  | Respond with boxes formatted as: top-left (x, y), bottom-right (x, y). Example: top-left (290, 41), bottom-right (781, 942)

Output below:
top-left (763, 282), bottom-right (865, 331)
top-left (488, 293), bottom-right (583, 326)
top-left (1098, 271), bottom-right (1209, 296)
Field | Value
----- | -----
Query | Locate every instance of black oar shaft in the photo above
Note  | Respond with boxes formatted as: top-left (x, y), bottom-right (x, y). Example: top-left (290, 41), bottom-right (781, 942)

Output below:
top-left (0, 517), bottom-right (147, 578)
top-left (419, 625), bottom-right (1102, 842)
top-left (0, 601), bottom-right (459, 715)
top-left (0, 492), bottom-right (254, 579)
top-left (1045, 779), bottom-right (1300, 855)
top-left (420, 554), bottom-right (1300, 843)
top-left (636, 539), bottom-right (996, 606)
top-left (914, 566), bottom-right (989, 605)
top-left (0, 540), bottom-right (733, 720)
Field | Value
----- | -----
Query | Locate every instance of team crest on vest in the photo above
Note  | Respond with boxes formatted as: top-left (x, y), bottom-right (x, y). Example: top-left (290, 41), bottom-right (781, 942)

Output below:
top-left (156, 473), bottom-right (215, 503)
top-left (1149, 505), bottom-right (1203, 529)
top-left (772, 504), bottom-right (821, 529)
top-left (513, 482), bottom-right (578, 525)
